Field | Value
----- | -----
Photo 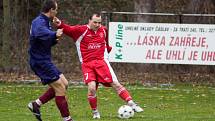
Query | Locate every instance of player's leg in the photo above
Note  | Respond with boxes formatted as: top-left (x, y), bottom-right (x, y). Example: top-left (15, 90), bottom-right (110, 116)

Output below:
top-left (58, 74), bottom-right (71, 113)
top-left (28, 62), bottom-right (57, 107)
top-left (60, 74), bottom-right (69, 89)
top-left (100, 59), bottom-right (143, 112)
top-left (28, 87), bottom-right (55, 121)
top-left (95, 59), bottom-right (133, 102)
top-left (111, 82), bottom-right (132, 102)
top-left (49, 77), bottom-right (73, 121)
top-left (28, 62), bottom-right (73, 121)
top-left (111, 82), bottom-right (143, 112)
top-left (87, 81), bottom-right (100, 119)
top-left (28, 62), bottom-right (58, 121)
top-left (82, 61), bottom-right (100, 119)
top-left (29, 87), bottom-right (55, 107)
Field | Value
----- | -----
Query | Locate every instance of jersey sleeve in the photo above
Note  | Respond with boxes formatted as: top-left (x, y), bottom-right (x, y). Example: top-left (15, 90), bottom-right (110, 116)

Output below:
top-left (104, 27), bottom-right (112, 53)
top-left (58, 22), bottom-right (83, 42)
top-left (34, 21), bottom-right (57, 41)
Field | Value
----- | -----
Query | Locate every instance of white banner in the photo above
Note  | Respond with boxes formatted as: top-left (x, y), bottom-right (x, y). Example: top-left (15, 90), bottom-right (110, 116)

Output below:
top-left (108, 22), bottom-right (215, 65)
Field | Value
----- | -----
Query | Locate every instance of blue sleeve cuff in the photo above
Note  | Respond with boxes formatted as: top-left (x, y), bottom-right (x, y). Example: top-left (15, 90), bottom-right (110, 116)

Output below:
top-left (50, 31), bottom-right (58, 45)
top-left (50, 31), bottom-right (57, 40)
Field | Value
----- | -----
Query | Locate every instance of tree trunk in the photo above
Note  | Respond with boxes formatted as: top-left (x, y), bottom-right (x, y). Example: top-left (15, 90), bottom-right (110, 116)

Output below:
top-left (22, 0), bottom-right (30, 73)
top-left (186, 0), bottom-right (215, 73)
top-left (0, 1), bottom-right (3, 69)
top-left (187, 0), bottom-right (215, 23)
top-left (2, 0), bottom-right (12, 71)
top-left (133, 0), bottom-right (159, 73)
top-left (134, 0), bottom-right (155, 22)
top-left (9, 0), bottom-right (30, 73)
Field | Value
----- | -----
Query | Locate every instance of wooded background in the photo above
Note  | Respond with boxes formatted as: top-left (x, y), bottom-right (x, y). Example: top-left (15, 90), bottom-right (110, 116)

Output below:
top-left (1, 0), bottom-right (215, 84)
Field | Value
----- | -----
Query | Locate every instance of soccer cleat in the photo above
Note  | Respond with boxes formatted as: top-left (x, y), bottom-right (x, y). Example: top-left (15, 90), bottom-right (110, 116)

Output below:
top-left (67, 119), bottom-right (74, 121)
top-left (130, 104), bottom-right (143, 112)
top-left (92, 110), bottom-right (101, 119)
top-left (28, 102), bottom-right (42, 121)
top-left (65, 118), bottom-right (74, 121)
top-left (63, 116), bottom-right (74, 121)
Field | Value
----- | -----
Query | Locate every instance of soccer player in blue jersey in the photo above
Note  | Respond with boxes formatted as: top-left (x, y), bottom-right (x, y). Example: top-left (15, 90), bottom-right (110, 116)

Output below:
top-left (27, 0), bottom-right (73, 121)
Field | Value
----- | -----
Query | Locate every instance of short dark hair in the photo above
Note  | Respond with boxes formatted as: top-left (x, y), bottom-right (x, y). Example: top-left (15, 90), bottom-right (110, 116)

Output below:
top-left (41, 0), bottom-right (57, 13)
top-left (89, 12), bottom-right (101, 20)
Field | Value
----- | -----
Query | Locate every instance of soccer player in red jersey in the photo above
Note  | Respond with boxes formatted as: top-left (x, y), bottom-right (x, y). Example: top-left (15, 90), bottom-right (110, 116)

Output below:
top-left (53, 12), bottom-right (143, 119)
top-left (28, 0), bottom-right (73, 121)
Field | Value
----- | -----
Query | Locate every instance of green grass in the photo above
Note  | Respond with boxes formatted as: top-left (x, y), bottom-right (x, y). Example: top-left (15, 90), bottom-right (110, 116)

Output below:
top-left (0, 83), bottom-right (215, 121)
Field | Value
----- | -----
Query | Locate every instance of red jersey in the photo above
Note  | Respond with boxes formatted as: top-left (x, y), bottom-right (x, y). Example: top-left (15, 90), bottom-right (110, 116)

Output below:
top-left (59, 23), bottom-right (112, 63)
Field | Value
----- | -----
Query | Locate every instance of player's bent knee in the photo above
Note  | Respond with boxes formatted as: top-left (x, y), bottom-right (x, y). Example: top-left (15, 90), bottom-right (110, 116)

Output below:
top-left (65, 85), bottom-right (68, 90)
top-left (111, 82), bottom-right (122, 89)
top-left (88, 87), bottom-right (96, 95)
top-left (87, 81), bottom-right (97, 95)
top-left (50, 80), bottom-right (67, 96)
top-left (55, 87), bottom-right (66, 96)
top-left (60, 74), bottom-right (69, 86)
top-left (63, 79), bottom-right (69, 90)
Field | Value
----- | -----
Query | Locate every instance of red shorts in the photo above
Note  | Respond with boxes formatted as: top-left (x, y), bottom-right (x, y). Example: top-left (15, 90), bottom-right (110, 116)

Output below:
top-left (81, 59), bottom-right (118, 87)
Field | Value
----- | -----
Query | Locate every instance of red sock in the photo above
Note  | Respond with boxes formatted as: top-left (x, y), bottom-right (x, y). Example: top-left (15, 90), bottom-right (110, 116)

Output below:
top-left (88, 94), bottom-right (97, 110)
top-left (55, 96), bottom-right (70, 117)
top-left (117, 87), bottom-right (132, 102)
top-left (39, 88), bottom-right (55, 104)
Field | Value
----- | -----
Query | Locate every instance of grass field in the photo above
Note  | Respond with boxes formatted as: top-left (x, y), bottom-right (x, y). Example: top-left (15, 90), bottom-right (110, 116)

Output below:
top-left (0, 83), bottom-right (215, 121)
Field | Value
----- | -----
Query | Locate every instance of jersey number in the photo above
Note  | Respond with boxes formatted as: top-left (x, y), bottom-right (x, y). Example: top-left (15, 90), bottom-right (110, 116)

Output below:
top-left (84, 73), bottom-right (88, 80)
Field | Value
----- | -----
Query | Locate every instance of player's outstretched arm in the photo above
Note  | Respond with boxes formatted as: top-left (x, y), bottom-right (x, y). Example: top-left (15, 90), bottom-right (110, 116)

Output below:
top-left (56, 28), bottom-right (63, 41)
top-left (53, 17), bottom-right (83, 42)
top-left (104, 27), bottom-right (112, 53)
top-left (53, 17), bottom-right (61, 26)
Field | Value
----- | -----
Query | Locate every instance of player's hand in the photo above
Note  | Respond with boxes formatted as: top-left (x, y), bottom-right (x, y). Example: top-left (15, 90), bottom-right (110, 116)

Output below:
top-left (56, 29), bottom-right (63, 40)
top-left (107, 45), bottom-right (112, 53)
top-left (53, 17), bottom-right (61, 26)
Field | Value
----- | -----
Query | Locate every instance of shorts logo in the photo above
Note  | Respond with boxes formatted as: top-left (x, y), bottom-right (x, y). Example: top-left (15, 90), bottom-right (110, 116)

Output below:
top-left (52, 76), bottom-right (58, 80)
top-left (104, 77), bottom-right (110, 81)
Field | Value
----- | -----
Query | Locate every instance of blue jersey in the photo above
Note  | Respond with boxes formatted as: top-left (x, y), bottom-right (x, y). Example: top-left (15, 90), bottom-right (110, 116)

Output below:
top-left (29, 14), bottom-right (57, 62)
top-left (28, 14), bottom-right (61, 85)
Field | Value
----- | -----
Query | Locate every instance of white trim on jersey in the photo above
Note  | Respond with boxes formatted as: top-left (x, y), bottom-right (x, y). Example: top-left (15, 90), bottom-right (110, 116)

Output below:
top-left (102, 28), bottom-right (109, 60)
top-left (104, 59), bottom-right (119, 83)
top-left (75, 27), bottom-right (89, 63)
top-left (104, 47), bottom-right (109, 60)
top-left (102, 28), bottom-right (106, 38)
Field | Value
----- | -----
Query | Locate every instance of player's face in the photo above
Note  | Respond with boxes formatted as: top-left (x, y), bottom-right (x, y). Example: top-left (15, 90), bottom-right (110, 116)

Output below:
top-left (89, 15), bottom-right (101, 31)
top-left (50, 3), bottom-right (58, 19)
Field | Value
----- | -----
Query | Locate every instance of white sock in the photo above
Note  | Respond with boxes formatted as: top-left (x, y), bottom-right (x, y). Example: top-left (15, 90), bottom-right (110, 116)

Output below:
top-left (127, 100), bottom-right (135, 106)
top-left (63, 116), bottom-right (71, 121)
top-left (35, 99), bottom-right (42, 106)
top-left (93, 109), bottom-right (99, 113)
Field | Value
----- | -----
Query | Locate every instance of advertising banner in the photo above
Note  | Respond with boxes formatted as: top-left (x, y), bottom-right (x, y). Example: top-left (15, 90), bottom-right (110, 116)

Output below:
top-left (108, 22), bottom-right (215, 65)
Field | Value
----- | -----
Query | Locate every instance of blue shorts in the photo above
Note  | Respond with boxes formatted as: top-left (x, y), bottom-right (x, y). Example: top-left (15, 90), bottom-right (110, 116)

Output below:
top-left (30, 60), bottom-right (61, 85)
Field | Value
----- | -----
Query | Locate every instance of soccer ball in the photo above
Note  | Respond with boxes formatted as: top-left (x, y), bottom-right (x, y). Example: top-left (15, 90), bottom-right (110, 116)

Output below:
top-left (118, 105), bottom-right (134, 119)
